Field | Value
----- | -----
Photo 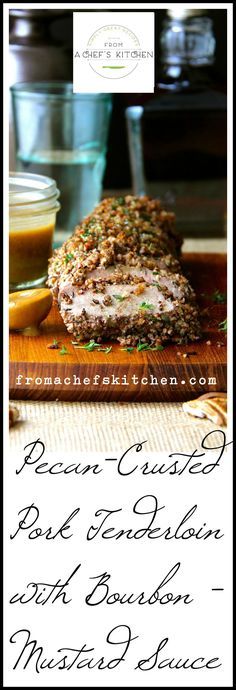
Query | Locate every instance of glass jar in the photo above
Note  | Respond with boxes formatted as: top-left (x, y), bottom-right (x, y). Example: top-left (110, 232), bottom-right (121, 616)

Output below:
top-left (9, 172), bottom-right (60, 291)
top-left (9, 10), bottom-right (72, 169)
top-left (159, 11), bottom-right (216, 91)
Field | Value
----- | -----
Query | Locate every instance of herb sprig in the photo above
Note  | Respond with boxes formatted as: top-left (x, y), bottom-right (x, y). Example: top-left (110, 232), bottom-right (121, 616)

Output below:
top-left (113, 294), bottom-right (127, 302)
top-left (137, 342), bottom-right (164, 352)
top-left (212, 289), bottom-right (227, 304)
top-left (111, 196), bottom-right (125, 210)
top-left (73, 339), bottom-right (100, 352)
top-left (97, 346), bottom-right (112, 354)
top-left (64, 253), bottom-right (74, 264)
top-left (218, 318), bottom-right (227, 333)
top-left (81, 229), bottom-right (91, 240)
top-left (72, 339), bottom-right (112, 354)
top-left (59, 345), bottom-right (70, 356)
top-left (139, 302), bottom-right (154, 311)
top-left (122, 343), bottom-right (164, 353)
top-left (47, 338), bottom-right (61, 350)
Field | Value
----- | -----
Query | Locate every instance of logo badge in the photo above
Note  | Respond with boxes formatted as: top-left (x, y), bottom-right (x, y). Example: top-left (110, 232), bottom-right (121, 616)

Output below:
top-left (73, 12), bottom-right (154, 93)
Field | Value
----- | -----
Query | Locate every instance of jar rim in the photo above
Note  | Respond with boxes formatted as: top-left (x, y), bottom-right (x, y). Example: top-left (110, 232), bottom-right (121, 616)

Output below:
top-left (9, 171), bottom-right (58, 204)
top-left (9, 172), bottom-right (60, 214)
top-left (163, 15), bottom-right (212, 26)
top-left (10, 82), bottom-right (112, 102)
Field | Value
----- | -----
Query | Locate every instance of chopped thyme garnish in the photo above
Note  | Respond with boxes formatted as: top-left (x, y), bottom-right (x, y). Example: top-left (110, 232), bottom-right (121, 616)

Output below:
top-left (139, 302), bottom-right (154, 311)
top-left (137, 342), bottom-right (164, 352)
top-left (137, 342), bottom-right (150, 351)
top-left (59, 345), bottom-right (70, 355)
top-left (113, 294), bottom-right (127, 301)
top-left (81, 228), bottom-right (91, 240)
top-left (75, 339), bottom-right (100, 352)
top-left (72, 339), bottom-right (112, 353)
top-left (47, 338), bottom-right (61, 350)
top-left (111, 196), bottom-right (125, 210)
top-left (212, 289), bottom-right (227, 303)
top-left (218, 318), bottom-right (227, 333)
top-left (64, 253), bottom-right (74, 264)
top-left (97, 346), bottom-right (112, 354)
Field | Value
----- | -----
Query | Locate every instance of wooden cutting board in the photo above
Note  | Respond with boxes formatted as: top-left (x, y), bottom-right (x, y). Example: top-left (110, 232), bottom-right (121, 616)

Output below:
top-left (9, 253), bottom-right (227, 402)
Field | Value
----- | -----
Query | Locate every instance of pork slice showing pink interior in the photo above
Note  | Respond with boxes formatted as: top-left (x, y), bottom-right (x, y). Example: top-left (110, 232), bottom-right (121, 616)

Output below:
top-left (59, 265), bottom-right (193, 320)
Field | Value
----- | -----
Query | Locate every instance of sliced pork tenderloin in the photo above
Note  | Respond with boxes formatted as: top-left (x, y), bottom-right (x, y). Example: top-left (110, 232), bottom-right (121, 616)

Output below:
top-left (48, 195), bottom-right (200, 345)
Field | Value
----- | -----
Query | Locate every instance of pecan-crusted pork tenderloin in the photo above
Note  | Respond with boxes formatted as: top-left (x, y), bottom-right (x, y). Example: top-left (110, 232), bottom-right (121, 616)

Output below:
top-left (48, 196), bottom-right (200, 345)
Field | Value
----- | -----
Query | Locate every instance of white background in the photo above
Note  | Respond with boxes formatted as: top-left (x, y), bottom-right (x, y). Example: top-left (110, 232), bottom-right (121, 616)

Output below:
top-left (4, 441), bottom-right (233, 686)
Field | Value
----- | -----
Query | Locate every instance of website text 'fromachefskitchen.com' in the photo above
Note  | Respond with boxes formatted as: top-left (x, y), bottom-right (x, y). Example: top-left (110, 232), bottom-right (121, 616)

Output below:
top-left (14, 372), bottom-right (218, 389)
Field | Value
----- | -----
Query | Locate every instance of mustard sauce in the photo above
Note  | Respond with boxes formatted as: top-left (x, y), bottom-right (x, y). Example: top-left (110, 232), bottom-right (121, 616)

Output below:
top-left (9, 288), bottom-right (53, 334)
top-left (9, 223), bottom-right (54, 285)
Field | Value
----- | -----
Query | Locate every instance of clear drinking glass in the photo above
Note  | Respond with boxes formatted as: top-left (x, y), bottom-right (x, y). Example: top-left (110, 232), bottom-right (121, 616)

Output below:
top-left (11, 83), bottom-right (112, 234)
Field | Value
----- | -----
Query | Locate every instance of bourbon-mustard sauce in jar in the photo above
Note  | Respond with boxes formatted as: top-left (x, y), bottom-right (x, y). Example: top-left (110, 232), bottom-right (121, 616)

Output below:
top-left (9, 172), bottom-right (60, 291)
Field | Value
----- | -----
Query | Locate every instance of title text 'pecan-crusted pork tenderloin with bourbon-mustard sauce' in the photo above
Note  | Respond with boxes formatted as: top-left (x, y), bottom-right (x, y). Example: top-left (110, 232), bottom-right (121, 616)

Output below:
top-left (48, 196), bottom-right (201, 346)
